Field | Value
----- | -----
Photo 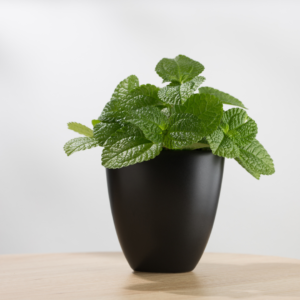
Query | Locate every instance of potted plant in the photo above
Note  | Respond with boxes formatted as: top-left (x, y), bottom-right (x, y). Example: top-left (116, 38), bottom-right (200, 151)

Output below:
top-left (64, 55), bottom-right (275, 273)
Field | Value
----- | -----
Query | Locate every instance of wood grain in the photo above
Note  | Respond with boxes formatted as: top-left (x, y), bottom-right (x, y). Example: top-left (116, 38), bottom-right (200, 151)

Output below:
top-left (0, 252), bottom-right (300, 299)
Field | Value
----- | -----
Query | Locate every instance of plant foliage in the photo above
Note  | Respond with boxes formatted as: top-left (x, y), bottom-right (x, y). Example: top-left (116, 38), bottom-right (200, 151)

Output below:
top-left (64, 55), bottom-right (275, 179)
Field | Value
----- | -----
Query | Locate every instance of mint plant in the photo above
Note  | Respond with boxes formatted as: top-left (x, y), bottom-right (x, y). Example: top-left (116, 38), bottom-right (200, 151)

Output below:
top-left (64, 55), bottom-right (275, 179)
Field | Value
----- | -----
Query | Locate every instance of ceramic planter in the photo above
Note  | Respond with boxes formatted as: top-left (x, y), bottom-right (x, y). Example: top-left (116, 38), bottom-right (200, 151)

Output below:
top-left (106, 149), bottom-right (224, 273)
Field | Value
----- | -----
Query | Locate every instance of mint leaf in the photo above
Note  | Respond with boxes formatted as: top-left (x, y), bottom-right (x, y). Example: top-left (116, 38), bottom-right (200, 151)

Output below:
top-left (160, 107), bottom-right (171, 118)
top-left (64, 137), bottom-right (99, 156)
top-left (181, 142), bottom-right (210, 150)
top-left (104, 124), bottom-right (142, 147)
top-left (175, 94), bottom-right (223, 136)
top-left (167, 76), bottom-right (205, 87)
top-left (123, 84), bottom-right (162, 110)
top-left (235, 157), bottom-right (261, 180)
top-left (236, 139), bottom-right (275, 176)
top-left (206, 108), bottom-right (257, 158)
top-left (163, 113), bottom-right (203, 149)
top-left (199, 87), bottom-right (246, 109)
top-left (125, 107), bottom-right (168, 143)
top-left (222, 108), bottom-right (258, 146)
top-left (99, 99), bottom-right (131, 123)
top-left (99, 84), bottom-right (163, 122)
top-left (102, 125), bottom-right (162, 169)
top-left (155, 55), bottom-right (204, 84)
top-left (67, 122), bottom-right (94, 137)
top-left (206, 128), bottom-right (240, 158)
top-left (158, 76), bottom-right (205, 105)
top-left (199, 137), bottom-right (209, 144)
top-left (98, 75), bottom-right (139, 122)
top-left (91, 119), bottom-right (101, 127)
top-left (99, 99), bottom-right (123, 122)
top-left (111, 75), bottom-right (139, 102)
top-left (93, 122), bottom-right (123, 146)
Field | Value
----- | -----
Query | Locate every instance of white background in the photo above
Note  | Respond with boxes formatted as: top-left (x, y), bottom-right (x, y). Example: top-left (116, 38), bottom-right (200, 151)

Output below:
top-left (0, 0), bottom-right (299, 259)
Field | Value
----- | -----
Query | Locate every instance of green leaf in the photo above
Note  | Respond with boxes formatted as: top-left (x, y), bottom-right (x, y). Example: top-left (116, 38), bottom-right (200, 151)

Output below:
top-left (99, 84), bottom-right (163, 122)
top-left (155, 55), bottom-right (205, 84)
top-left (174, 94), bottom-right (223, 136)
top-left (160, 107), bottom-right (171, 118)
top-left (111, 75), bottom-right (139, 102)
top-left (92, 119), bottom-right (101, 127)
top-left (206, 128), bottom-right (240, 158)
top-left (64, 137), bottom-right (99, 156)
top-left (206, 108), bottom-right (257, 158)
top-left (67, 122), bottom-right (94, 137)
top-left (222, 108), bottom-right (258, 146)
top-left (199, 137), bottom-right (209, 144)
top-left (181, 142), bottom-right (210, 150)
top-left (199, 87), bottom-right (247, 109)
top-left (102, 125), bottom-right (162, 169)
top-left (158, 76), bottom-right (205, 105)
top-left (99, 99), bottom-right (122, 122)
top-left (236, 139), bottom-right (275, 176)
top-left (125, 107), bottom-right (168, 143)
top-left (123, 84), bottom-right (162, 110)
top-left (93, 122), bottom-right (123, 146)
top-left (104, 124), bottom-right (142, 147)
top-left (235, 157), bottom-right (261, 180)
top-left (98, 75), bottom-right (139, 122)
top-left (163, 113), bottom-right (203, 149)
top-left (167, 76), bottom-right (205, 88)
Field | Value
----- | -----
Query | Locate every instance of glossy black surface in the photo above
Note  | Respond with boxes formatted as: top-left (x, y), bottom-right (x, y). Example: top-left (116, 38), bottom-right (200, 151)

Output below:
top-left (106, 149), bottom-right (224, 273)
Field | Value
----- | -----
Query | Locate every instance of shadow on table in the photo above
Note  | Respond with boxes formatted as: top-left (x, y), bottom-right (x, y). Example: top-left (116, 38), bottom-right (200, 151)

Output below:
top-left (125, 262), bottom-right (300, 298)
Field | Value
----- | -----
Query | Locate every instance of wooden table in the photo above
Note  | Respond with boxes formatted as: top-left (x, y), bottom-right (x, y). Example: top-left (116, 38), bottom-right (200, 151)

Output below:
top-left (1, 252), bottom-right (300, 299)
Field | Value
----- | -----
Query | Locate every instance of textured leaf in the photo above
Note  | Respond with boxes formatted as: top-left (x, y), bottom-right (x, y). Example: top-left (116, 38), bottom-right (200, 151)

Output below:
top-left (102, 125), bottom-right (162, 169)
top-left (237, 139), bottom-right (275, 175)
top-left (175, 94), bottom-right (223, 136)
top-left (99, 84), bottom-right (163, 122)
top-left (111, 75), bottom-right (139, 102)
top-left (93, 122), bottom-right (123, 146)
top-left (98, 75), bottom-right (139, 122)
top-left (222, 108), bottom-right (247, 129)
top-left (104, 124), bottom-right (142, 147)
top-left (163, 113), bottom-right (203, 149)
top-left (235, 157), bottom-right (261, 180)
top-left (125, 107), bottom-right (168, 143)
top-left (199, 137), bottom-right (209, 144)
top-left (206, 128), bottom-right (240, 158)
top-left (160, 107), bottom-right (171, 118)
top-left (181, 142), bottom-right (210, 150)
top-left (67, 122), bottom-right (94, 137)
top-left (99, 99), bottom-right (123, 122)
top-left (91, 119), bottom-right (101, 127)
top-left (167, 76), bottom-right (205, 87)
top-left (222, 108), bottom-right (258, 146)
top-left (158, 76), bottom-right (205, 105)
top-left (123, 84), bottom-right (162, 110)
top-left (206, 108), bottom-right (257, 158)
top-left (64, 137), bottom-right (99, 156)
top-left (199, 87), bottom-right (246, 109)
top-left (155, 55), bottom-right (204, 84)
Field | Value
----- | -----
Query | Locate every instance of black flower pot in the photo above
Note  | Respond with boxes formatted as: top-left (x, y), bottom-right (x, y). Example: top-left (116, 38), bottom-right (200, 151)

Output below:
top-left (106, 149), bottom-right (224, 273)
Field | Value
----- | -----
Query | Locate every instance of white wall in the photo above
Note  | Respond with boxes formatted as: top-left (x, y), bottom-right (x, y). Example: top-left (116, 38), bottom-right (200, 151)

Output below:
top-left (0, 0), bottom-right (299, 259)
